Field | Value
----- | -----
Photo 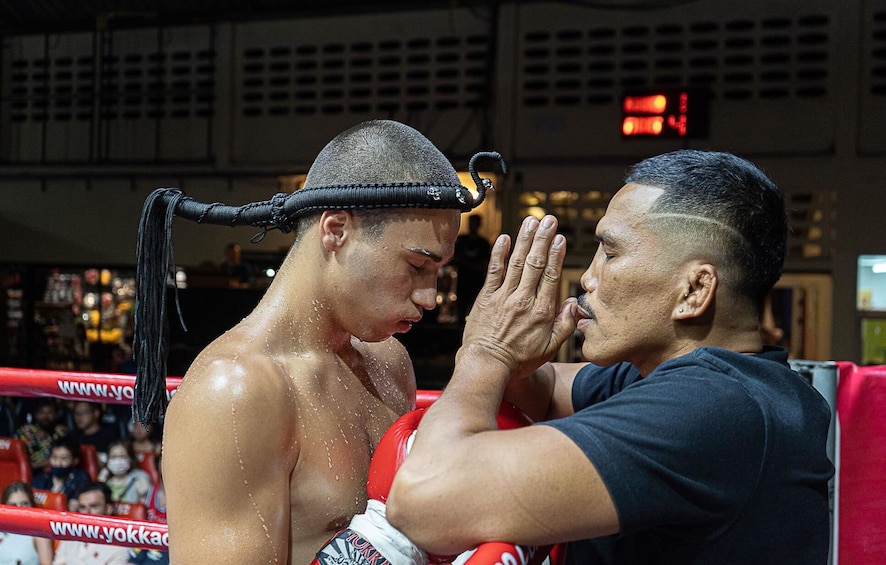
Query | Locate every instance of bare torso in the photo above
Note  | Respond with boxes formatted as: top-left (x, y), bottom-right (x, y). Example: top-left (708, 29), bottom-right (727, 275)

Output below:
top-left (285, 343), bottom-right (414, 562)
top-left (163, 320), bottom-right (415, 564)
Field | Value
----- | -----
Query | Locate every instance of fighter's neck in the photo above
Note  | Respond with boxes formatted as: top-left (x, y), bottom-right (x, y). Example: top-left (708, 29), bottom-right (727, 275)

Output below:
top-left (247, 272), bottom-right (354, 354)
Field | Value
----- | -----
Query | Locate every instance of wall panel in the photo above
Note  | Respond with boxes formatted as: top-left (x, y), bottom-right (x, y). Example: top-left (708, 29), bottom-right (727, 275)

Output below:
top-left (230, 9), bottom-right (497, 166)
top-left (507, 0), bottom-right (839, 159)
top-left (858, 0), bottom-right (886, 154)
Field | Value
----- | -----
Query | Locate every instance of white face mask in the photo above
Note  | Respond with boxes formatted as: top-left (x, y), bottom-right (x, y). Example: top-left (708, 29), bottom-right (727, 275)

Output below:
top-left (107, 457), bottom-right (131, 475)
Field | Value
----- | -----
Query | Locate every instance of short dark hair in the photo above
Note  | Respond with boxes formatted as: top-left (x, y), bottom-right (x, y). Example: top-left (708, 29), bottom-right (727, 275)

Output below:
top-left (50, 435), bottom-right (82, 460)
top-left (34, 398), bottom-right (59, 410)
top-left (303, 120), bottom-right (460, 187)
top-left (625, 150), bottom-right (788, 308)
top-left (294, 120), bottom-right (460, 242)
top-left (76, 481), bottom-right (112, 504)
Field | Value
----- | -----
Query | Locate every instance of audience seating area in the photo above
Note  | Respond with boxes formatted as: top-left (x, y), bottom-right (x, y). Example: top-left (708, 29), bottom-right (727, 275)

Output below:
top-left (0, 398), bottom-right (163, 528)
top-left (0, 436), bottom-right (31, 487)
top-left (33, 488), bottom-right (67, 510)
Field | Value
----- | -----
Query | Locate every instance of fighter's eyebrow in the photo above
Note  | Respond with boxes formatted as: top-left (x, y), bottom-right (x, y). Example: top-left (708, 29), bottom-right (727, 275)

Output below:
top-left (408, 247), bottom-right (444, 263)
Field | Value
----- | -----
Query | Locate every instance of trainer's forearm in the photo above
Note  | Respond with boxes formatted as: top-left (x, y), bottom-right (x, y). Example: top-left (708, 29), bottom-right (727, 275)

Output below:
top-left (505, 363), bottom-right (558, 422)
top-left (420, 343), bottom-right (511, 438)
top-left (387, 344), bottom-right (512, 553)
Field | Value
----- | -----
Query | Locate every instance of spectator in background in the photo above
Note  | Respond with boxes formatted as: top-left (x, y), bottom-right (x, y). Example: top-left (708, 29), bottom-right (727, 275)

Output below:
top-left (110, 342), bottom-right (137, 375)
top-left (222, 242), bottom-right (253, 289)
top-left (127, 420), bottom-right (161, 456)
top-left (0, 397), bottom-right (18, 437)
top-left (143, 452), bottom-right (166, 524)
top-left (98, 439), bottom-right (152, 504)
top-left (52, 482), bottom-right (129, 565)
top-left (16, 398), bottom-right (68, 473)
top-left (127, 453), bottom-right (168, 565)
top-left (452, 214), bottom-right (492, 322)
top-left (126, 549), bottom-right (168, 565)
top-left (32, 436), bottom-right (90, 512)
top-left (70, 401), bottom-right (119, 459)
top-left (0, 481), bottom-right (54, 565)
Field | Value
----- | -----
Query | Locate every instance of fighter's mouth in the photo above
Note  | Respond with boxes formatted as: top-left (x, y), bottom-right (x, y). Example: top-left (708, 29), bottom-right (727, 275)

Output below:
top-left (397, 316), bottom-right (423, 332)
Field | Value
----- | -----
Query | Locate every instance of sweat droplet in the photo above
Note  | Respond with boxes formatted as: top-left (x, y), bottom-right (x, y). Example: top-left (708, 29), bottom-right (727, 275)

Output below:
top-left (232, 399), bottom-right (278, 563)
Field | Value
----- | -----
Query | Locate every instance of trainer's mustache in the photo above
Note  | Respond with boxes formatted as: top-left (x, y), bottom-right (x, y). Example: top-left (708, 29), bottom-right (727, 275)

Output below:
top-left (576, 294), bottom-right (594, 319)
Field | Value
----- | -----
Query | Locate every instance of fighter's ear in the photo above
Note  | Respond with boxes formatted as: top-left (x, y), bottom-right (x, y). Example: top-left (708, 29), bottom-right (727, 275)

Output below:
top-left (319, 210), bottom-right (352, 252)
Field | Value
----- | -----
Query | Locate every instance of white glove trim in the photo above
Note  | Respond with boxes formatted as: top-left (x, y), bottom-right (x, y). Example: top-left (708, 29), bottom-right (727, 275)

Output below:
top-left (348, 499), bottom-right (428, 565)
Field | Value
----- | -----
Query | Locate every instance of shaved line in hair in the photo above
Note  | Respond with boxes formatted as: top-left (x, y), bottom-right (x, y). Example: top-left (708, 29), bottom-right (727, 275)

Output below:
top-left (650, 212), bottom-right (751, 249)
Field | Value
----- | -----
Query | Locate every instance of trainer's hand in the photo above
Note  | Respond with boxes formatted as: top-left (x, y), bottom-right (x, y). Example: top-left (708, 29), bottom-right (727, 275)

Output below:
top-left (460, 215), bottom-right (577, 379)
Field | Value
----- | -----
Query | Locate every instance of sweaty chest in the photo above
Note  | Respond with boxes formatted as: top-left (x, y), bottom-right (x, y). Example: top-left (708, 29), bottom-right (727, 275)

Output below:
top-left (287, 393), bottom-right (400, 551)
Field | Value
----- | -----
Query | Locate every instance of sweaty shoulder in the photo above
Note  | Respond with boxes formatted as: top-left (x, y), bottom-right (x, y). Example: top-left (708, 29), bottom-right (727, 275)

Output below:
top-left (174, 342), bottom-right (293, 405)
top-left (166, 343), bottom-right (299, 451)
top-left (162, 341), bottom-right (301, 564)
top-left (352, 337), bottom-right (417, 415)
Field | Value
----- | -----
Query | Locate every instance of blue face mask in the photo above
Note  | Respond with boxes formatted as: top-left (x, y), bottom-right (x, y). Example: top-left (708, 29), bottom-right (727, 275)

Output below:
top-left (50, 465), bottom-right (71, 478)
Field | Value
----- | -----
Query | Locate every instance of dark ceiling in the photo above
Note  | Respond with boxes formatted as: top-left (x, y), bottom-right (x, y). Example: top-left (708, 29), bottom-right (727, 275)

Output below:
top-left (0, 0), bottom-right (501, 35)
top-left (0, 1), bottom-right (702, 35)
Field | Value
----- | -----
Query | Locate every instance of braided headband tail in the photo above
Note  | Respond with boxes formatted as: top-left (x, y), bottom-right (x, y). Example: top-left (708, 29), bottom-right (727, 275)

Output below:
top-left (133, 151), bottom-right (506, 425)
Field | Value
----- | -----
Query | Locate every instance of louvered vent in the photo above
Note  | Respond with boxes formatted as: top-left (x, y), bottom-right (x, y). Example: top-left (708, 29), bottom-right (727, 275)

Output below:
top-left (8, 48), bottom-right (216, 123)
top-left (870, 10), bottom-right (886, 96)
top-left (520, 14), bottom-right (830, 107)
top-left (238, 35), bottom-right (491, 117)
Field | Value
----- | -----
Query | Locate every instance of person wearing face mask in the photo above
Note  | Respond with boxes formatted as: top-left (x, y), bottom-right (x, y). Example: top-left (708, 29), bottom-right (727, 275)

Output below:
top-left (98, 439), bottom-right (152, 504)
top-left (31, 436), bottom-right (91, 511)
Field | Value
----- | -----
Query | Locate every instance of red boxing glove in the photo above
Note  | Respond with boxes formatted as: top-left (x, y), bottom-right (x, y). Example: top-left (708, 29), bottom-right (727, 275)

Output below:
top-left (314, 402), bottom-right (560, 565)
top-left (373, 402), bottom-right (550, 565)
top-left (451, 403), bottom-right (553, 565)
top-left (313, 409), bottom-right (426, 565)
top-left (454, 542), bottom-right (553, 565)
top-left (367, 409), bottom-right (425, 504)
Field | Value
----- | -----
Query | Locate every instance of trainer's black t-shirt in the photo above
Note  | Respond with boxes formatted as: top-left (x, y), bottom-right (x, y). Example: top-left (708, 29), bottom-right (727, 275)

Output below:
top-left (542, 347), bottom-right (834, 564)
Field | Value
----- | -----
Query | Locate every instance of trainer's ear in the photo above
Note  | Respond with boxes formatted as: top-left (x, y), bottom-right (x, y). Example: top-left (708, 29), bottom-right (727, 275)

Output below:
top-left (319, 210), bottom-right (351, 252)
top-left (674, 262), bottom-right (717, 320)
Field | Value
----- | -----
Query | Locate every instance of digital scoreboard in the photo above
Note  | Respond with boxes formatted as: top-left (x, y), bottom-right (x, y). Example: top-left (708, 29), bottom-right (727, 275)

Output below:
top-left (621, 89), bottom-right (709, 139)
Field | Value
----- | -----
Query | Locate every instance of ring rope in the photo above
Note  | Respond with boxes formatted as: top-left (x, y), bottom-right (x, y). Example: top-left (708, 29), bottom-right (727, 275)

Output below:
top-left (0, 367), bottom-right (440, 409)
top-left (0, 505), bottom-right (169, 550)
top-left (0, 367), bottom-right (180, 405)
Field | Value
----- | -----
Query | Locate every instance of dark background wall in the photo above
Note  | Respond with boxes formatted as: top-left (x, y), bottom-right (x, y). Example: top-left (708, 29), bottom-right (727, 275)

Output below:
top-left (0, 0), bottom-right (884, 364)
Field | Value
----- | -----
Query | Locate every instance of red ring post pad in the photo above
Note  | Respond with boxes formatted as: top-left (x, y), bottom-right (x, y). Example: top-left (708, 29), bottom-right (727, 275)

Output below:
top-left (0, 367), bottom-right (182, 405)
top-left (0, 505), bottom-right (169, 550)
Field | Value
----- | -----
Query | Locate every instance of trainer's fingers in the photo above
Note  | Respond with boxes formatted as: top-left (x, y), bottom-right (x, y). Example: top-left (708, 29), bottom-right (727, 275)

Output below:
top-left (502, 216), bottom-right (539, 294)
top-left (518, 215), bottom-right (558, 295)
top-left (534, 232), bottom-right (566, 313)
top-left (550, 299), bottom-right (578, 354)
top-left (482, 234), bottom-right (511, 292)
